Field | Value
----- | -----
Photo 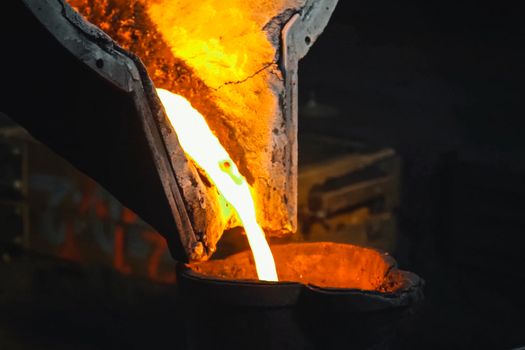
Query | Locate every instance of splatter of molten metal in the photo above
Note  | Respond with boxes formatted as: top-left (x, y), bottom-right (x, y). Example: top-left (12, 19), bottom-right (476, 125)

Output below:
top-left (156, 89), bottom-right (278, 282)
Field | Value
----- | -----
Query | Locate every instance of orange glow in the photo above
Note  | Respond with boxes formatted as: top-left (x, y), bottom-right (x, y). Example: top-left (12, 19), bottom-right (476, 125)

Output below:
top-left (145, 1), bottom-right (296, 234)
top-left (67, 0), bottom-right (299, 247)
top-left (191, 242), bottom-right (405, 291)
top-left (146, 0), bottom-right (285, 120)
top-left (156, 89), bottom-right (278, 282)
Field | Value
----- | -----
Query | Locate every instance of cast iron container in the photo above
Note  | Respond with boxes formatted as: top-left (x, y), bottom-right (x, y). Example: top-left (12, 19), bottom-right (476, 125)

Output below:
top-left (177, 242), bottom-right (423, 350)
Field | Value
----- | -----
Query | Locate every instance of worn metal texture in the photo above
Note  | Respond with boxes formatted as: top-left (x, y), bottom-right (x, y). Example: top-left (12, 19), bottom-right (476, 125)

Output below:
top-left (0, 1), bottom-right (198, 261)
top-left (0, 0), bottom-right (339, 262)
top-left (276, 0), bottom-right (340, 234)
top-left (63, 0), bottom-right (340, 242)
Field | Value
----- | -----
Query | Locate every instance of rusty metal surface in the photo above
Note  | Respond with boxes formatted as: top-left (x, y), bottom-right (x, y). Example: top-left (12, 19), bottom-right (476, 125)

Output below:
top-left (279, 0), bottom-right (339, 233)
top-left (1, 127), bottom-right (177, 283)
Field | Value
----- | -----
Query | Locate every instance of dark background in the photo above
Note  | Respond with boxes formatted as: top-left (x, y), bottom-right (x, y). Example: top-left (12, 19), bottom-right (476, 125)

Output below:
top-left (1, 1), bottom-right (525, 349)
top-left (299, 1), bottom-right (525, 348)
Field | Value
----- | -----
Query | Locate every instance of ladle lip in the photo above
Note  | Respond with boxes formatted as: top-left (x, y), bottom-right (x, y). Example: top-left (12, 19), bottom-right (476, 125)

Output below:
top-left (299, 270), bottom-right (424, 312)
top-left (177, 264), bottom-right (302, 307)
top-left (183, 242), bottom-right (416, 290)
top-left (177, 258), bottom-right (424, 310)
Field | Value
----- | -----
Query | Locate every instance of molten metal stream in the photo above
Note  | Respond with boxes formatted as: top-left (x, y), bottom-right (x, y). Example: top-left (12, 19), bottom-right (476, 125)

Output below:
top-left (156, 89), bottom-right (278, 281)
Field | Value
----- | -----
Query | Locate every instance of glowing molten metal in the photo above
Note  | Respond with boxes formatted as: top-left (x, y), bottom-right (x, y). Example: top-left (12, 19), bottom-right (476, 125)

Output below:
top-left (157, 89), bottom-right (278, 281)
